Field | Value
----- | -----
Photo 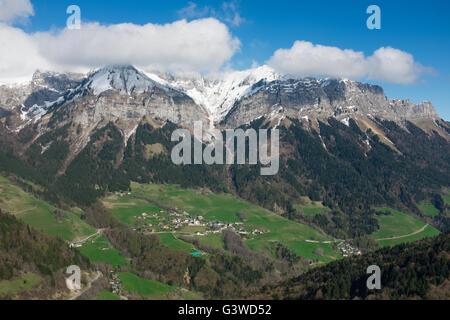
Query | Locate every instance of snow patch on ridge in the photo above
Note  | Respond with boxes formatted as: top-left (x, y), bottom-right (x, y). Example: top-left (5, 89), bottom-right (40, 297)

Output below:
top-left (145, 65), bottom-right (282, 125)
top-left (88, 65), bottom-right (163, 95)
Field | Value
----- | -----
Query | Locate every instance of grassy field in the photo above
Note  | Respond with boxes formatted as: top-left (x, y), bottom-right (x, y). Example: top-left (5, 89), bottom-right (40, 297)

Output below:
top-left (0, 273), bottom-right (41, 297)
top-left (77, 235), bottom-right (128, 267)
top-left (0, 174), bottom-right (95, 241)
top-left (369, 208), bottom-right (440, 247)
top-left (418, 202), bottom-right (440, 217)
top-left (376, 225), bottom-right (441, 247)
top-left (192, 233), bottom-right (225, 250)
top-left (443, 194), bottom-right (450, 205)
top-left (118, 272), bottom-right (202, 300)
top-left (118, 272), bottom-right (176, 299)
top-left (294, 198), bottom-right (330, 216)
top-left (94, 290), bottom-right (120, 300)
top-left (295, 205), bottom-right (329, 216)
top-left (103, 195), bottom-right (162, 227)
top-left (245, 238), bottom-right (339, 262)
top-left (105, 182), bottom-right (339, 263)
top-left (157, 233), bottom-right (196, 253)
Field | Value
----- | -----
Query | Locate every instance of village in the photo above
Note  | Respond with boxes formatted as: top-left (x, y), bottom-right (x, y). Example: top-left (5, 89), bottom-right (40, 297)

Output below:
top-left (336, 240), bottom-right (362, 257)
top-left (132, 207), bottom-right (268, 239)
top-left (108, 271), bottom-right (122, 296)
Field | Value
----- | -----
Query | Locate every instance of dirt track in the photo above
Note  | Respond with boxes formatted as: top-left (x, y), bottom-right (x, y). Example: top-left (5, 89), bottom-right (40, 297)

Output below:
top-left (375, 224), bottom-right (429, 241)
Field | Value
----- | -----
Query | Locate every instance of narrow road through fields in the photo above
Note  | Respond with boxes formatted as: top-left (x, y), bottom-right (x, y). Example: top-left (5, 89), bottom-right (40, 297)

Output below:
top-left (375, 224), bottom-right (429, 241)
top-left (305, 240), bottom-right (334, 244)
top-left (75, 228), bottom-right (104, 244)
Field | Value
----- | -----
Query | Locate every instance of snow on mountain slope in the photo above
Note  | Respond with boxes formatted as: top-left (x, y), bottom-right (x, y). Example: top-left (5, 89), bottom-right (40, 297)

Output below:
top-left (9, 65), bottom-right (443, 140)
top-left (146, 65), bottom-right (281, 126)
top-left (88, 65), bottom-right (167, 95)
top-left (18, 65), bottom-right (181, 122)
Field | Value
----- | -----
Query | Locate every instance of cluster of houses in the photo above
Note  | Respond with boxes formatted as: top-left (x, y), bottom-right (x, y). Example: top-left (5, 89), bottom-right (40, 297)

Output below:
top-left (134, 211), bottom-right (172, 233)
top-left (133, 210), bottom-right (268, 238)
top-left (337, 241), bottom-right (362, 257)
top-left (109, 272), bottom-right (122, 295)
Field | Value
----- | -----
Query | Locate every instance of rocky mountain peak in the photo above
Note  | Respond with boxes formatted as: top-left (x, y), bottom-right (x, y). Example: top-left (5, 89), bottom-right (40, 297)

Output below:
top-left (222, 74), bottom-right (441, 130)
top-left (86, 64), bottom-right (165, 95)
top-left (31, 70), bottom-right (83, 91)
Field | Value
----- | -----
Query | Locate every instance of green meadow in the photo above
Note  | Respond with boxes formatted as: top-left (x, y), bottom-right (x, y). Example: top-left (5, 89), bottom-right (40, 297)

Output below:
top-left (157, 233), bottom-right (196, 253)
top-left (295, 205), bottom-right (329, 216)
top-left (77, 235), bottom-right (128, 267)
top-left (294, 198), bottom-right (330, 216)
top-left (103, 195), bottom-right (162, 227)
top-left (376, 226), bottom-right (440, 247)
top-left (118, 272), bottom-right (176, 299)
top-left (107, 182), bottom-right (339, 263)
top-left (443, 194), bottom-right (450, 205)
top-left (370, 207), bottom-right (440, 247)
top-left (94, 290), bottom-right (120, 300)
top-left (0, 273), bottom-right (41, 297)
top-left (418, 202), bottom-right (440, 217)
top-left (0, 174), bottom-right (95, 241)
top-left (191, 232), bottom-right (225, 250)
top-left (118, 272), bottom-right (202, 300)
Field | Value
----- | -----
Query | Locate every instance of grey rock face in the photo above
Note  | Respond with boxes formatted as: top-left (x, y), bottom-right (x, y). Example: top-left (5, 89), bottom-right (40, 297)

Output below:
top-left (30, 65), bottom-right (209, 154)
top-left (23, 71), bottom-right (83, 109)
top-left (0, 106), bottom-right (12, 118)
top-left (65, 86), bottom-right (208, 131)
top-left (388, 99), bottom-right (439, 121)
top-left (0, 84), bottom-right (31, 111)
top-left (222, 77), bottom-right (440, 128)
top-left (56, 65), bottom-right (209, 129)
top-left (0, 70), bottom-right (84, 122)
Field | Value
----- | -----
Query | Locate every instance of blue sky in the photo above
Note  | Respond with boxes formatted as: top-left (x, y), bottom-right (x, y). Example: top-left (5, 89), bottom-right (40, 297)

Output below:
top-left (5, 0), bottom-right (450, 119)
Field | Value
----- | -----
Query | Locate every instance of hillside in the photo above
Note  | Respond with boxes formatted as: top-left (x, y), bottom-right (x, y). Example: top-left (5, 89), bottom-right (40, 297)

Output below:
top-left (251, 232), bottom-right (450, 300)
top-left (0, 210), bottom-right (91, 299)
top-left (0, 173), bottom-right (95, 241)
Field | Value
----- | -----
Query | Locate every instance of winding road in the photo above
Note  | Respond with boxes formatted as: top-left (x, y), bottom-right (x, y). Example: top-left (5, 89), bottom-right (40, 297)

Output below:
top-left (74, 228), bottom-right (104, 244)
top-left (375, 224), bottom-right (430, 241)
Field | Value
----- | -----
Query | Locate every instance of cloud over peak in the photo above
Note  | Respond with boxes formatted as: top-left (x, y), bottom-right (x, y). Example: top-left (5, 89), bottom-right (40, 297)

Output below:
top-left (0, 18), bottom-right (240, 84)
top-left (267, 41), bottom-right (430, 84)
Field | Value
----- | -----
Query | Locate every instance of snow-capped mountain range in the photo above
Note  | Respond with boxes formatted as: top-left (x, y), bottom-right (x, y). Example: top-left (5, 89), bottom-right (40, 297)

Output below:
top-left (6, 65), bottom-right (281, 127)
top-left (0, 64), bottom-right (445, 140)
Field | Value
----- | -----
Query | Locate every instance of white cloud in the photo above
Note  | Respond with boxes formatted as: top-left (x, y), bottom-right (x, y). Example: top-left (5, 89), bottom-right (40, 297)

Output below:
top-left (0, 0), bottom-right (34, 23)
top-left (0, 18), bottom-right (240, 84)
top-left (0, 23), bottom-right (50, 83)
top-left (177, 2), bottom-right (213, 19)
top-left (222, 1), bottom-right (245, 27)
top-left (267, 41), bottom-right (429, 84)
top-left (366, 47), bottom-right (426, 84)
top-left (178, 1), bottom-right (244, 27)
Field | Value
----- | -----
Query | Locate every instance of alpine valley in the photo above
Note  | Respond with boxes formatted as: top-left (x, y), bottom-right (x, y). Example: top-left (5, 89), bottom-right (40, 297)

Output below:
top-left (0, 64), bottom-right (449, 300)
